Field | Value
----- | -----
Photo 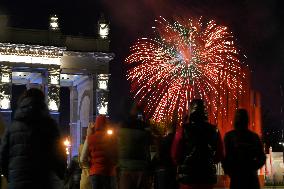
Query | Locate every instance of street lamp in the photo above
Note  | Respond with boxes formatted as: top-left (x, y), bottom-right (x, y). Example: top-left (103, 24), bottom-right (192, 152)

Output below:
top-left (64, 137), bottom-right (71, 164)
top-left (279, 141), bottom-right (284, 163)
top-left (107, 129), bottom-right (113, 135)
top-left (49, 14), bottom-right (59, 31)
top-left (98, 14), bottom-right (109, 39)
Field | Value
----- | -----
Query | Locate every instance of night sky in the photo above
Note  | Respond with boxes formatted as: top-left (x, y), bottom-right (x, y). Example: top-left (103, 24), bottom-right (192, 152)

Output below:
top-left (0, 0), bottom-right (283, 130)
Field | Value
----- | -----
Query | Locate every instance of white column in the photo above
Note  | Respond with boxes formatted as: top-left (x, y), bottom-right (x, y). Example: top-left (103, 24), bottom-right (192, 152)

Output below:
top-left (47, 68), bottom-right (60, 112)
top-left (70, 86), bottom-right (79, 156)
top-left (0, 65), bottom-right (12, 125)
top-left (96, 74), bottom-right (109, 116)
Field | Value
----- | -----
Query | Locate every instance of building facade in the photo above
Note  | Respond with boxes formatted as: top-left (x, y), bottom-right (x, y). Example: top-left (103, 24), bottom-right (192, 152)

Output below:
top-left (0, 14), bottom-right (113, 156)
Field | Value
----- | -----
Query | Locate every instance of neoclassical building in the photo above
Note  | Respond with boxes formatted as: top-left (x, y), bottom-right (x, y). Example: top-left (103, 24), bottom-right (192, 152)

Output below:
top-left (0, 14), bottom-right (113, 156)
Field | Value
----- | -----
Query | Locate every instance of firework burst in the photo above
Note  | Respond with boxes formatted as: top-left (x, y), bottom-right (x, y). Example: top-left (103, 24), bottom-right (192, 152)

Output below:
top-left (125, 16), bottom-right (246, 125)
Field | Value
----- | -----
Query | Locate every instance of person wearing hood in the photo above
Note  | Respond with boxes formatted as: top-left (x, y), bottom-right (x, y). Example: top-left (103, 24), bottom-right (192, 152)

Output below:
top-left (223, 108), bottom-right (266, 189)
top-left (0, 88), bottom-right (66, 189)
top-left (171, 99), bottom-right (224, 189)
top-left (87, 115), bottom-right (118, 189)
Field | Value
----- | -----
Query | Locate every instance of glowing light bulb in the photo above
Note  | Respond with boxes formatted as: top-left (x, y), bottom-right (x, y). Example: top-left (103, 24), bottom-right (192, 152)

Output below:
top-left (107, 129), bottom-right (113, 135)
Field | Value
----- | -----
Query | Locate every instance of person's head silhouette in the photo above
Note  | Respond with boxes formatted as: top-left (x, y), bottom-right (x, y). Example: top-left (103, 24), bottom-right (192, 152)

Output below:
top-left (189, 99), bottom-right (208, 124)
top-left (18, 88), bottom-right (46, 107)
top-left (233, 108), bottom-right (249, 130)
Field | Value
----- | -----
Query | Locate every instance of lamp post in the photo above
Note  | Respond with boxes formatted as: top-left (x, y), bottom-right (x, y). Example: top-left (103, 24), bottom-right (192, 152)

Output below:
top-left (279, 140), bottom-right (284, 163)
top-left (281, 85), bottom-right (284, 163)
top-left (49, 14), bottom-right (59, 31)
top-left (98, 13), bottom-right (109, 39)
top-left (107, 129), bottom-right (113, 135)
top-left (64, 137), bottom-right (71, 165)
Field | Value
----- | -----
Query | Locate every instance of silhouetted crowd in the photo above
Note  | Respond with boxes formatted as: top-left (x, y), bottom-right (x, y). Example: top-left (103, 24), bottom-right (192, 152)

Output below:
top-left (0, 88), bottom-right (266, 189)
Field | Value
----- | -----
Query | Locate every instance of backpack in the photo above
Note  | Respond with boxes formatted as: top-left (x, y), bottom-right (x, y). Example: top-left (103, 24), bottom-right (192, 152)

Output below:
top-left (177, 122), bottom-right (218, 184)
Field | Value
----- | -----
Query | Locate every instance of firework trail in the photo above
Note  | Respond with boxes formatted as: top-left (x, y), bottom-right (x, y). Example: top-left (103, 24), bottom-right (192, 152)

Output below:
top-left (125, 16), bottom-right (246, 124)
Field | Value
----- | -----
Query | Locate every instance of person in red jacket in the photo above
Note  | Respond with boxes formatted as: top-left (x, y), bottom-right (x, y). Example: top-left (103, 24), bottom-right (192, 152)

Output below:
top-left (87, 115), bottom-right (118, 189)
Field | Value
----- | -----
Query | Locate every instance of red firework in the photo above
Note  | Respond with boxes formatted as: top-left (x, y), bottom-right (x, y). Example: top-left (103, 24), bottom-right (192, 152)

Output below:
top-left (125, 17), bottom-right (247, 125)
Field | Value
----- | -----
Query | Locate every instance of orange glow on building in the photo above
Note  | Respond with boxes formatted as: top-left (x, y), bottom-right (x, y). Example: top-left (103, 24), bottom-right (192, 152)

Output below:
top-left (208, 67), bottom-right (262, 138)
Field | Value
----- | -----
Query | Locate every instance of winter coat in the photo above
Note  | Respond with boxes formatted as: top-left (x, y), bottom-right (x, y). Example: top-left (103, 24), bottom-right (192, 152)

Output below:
top-left (152, 133), bottom-right (175, 169)
top-left (223, 129), bottom-right (266, 189)
top-left (87, 118), bottom-right (117, 176)
top-left (0, 113), bottom-right (7, 189)
top-left (171, 122), bottom-right (223, 185)
top-left (0, 97), bottom-right (66, 189)
top-left (0, 113), bottom-right (5, 138)
top-left (65, 155), bottom-right (81, 189)
top-left (118, 118), bottom-right (151, 171)
top-left (78, 144), bottom-right (91, 189)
